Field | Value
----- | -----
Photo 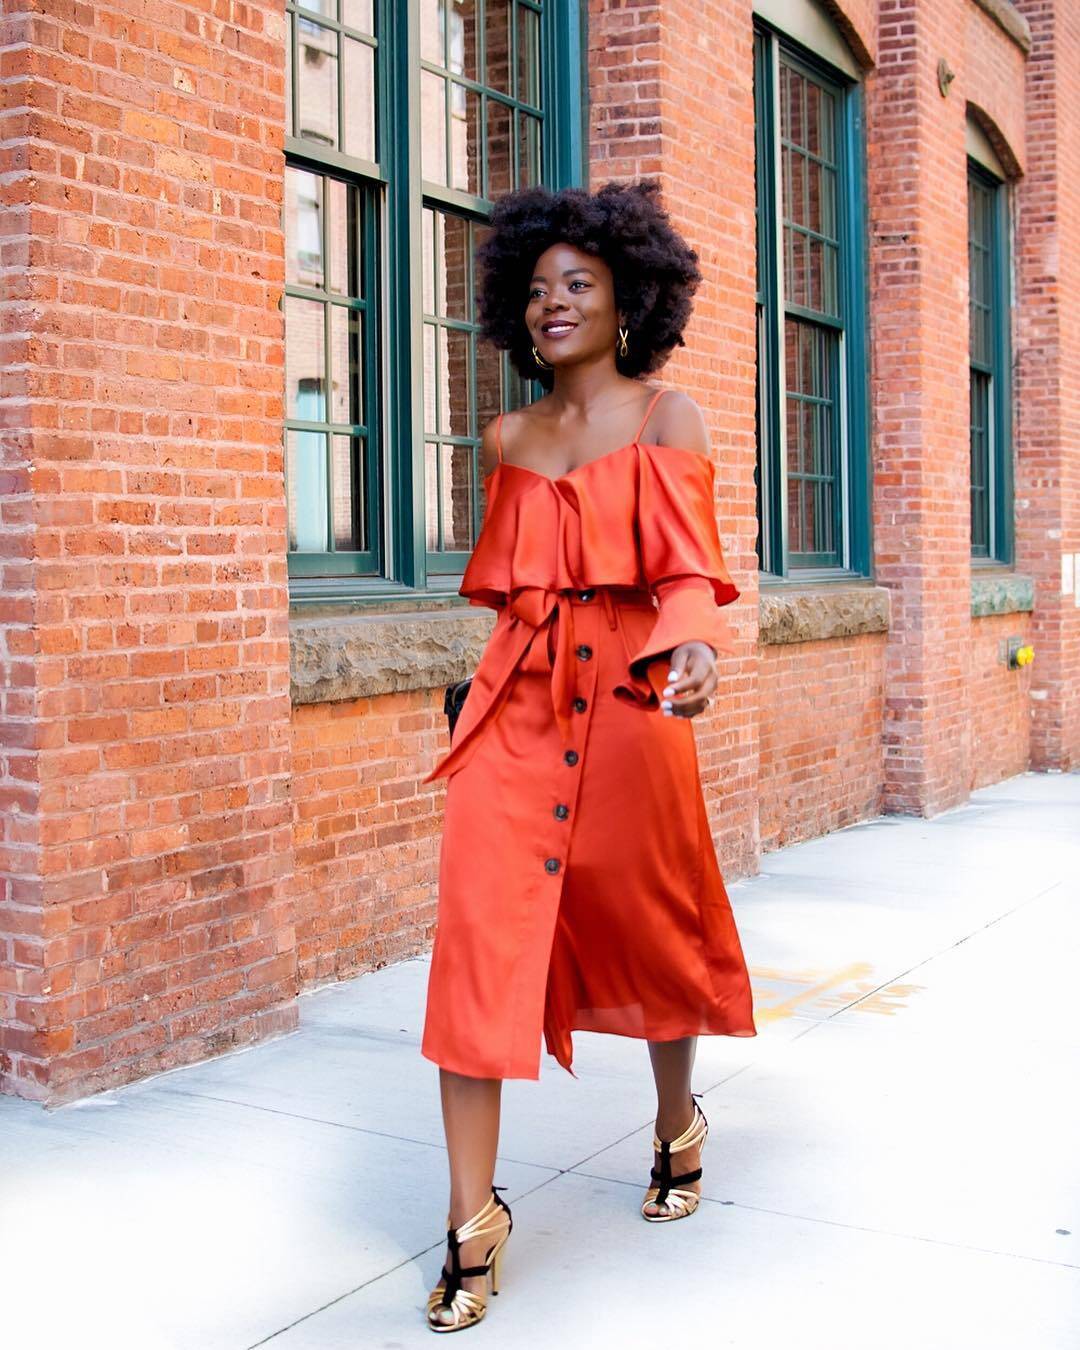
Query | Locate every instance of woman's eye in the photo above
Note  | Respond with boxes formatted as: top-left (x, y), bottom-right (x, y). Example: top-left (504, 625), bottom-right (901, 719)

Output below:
top-left (529, 281), bottom-right (588, 298)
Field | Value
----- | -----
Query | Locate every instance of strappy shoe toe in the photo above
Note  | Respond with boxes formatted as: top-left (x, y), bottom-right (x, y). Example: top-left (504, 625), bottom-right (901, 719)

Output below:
top-left (426, 1185), bottom-right (513, 1333)
top-left (641, 1092), bottom-right (709, 1222)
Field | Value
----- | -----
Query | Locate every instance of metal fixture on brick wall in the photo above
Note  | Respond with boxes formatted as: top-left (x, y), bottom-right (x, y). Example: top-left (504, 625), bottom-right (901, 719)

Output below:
top-left (1001, 637), bottom-right (1035, 669)
top-left (937, 58), bottom-right (956, 97)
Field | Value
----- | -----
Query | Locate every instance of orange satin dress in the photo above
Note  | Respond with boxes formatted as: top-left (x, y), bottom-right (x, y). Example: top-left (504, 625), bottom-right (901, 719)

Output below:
top-left (420, 386), bottom-right (757, 1080)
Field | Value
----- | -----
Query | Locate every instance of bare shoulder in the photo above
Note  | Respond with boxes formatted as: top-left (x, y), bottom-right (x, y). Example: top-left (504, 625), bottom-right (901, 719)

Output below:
top-left (495, 397), bottom-right (556, 458)
top-left (653, 389), bottom-right (710, 457)
top-left (479, 414), bottom-right (503, 479)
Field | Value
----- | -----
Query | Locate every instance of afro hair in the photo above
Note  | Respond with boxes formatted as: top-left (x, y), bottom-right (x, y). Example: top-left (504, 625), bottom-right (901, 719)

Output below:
top-left (474, 179), bottom-right (703, 391)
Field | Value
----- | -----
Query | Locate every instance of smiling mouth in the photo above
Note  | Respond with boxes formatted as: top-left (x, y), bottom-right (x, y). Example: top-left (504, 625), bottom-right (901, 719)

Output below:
top-left (540, 322), bottom-right (578, 337)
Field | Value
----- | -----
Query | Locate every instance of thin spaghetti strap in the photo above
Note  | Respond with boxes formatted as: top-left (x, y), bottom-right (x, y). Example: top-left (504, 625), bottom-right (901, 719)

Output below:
top-left (634, 386), bottom-right (669, 444)
top-left (495, 412), bottom-right (504, 464)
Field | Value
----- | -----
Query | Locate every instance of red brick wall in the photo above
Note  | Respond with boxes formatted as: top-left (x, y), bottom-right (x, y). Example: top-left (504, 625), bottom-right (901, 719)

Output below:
top-left (292, 690), bottom-right (441, 987)
top-left (967, 614), bottom-right (1033, 788)
top-left (0, 0), bottom-right (297, 1102)
top-left (758, 636), bottom-right (887, 850)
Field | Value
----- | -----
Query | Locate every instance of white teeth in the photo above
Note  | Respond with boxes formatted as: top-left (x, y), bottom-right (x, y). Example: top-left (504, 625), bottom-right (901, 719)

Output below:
top-left (544, 324), bottom-right (575, 333)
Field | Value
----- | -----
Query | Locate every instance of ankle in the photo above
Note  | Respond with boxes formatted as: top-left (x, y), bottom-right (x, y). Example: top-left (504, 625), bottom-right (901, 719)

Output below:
top-left (655, 1102), bottom-right (696, 1142)
top-left (448, 1186), bottom-right (495, 1231)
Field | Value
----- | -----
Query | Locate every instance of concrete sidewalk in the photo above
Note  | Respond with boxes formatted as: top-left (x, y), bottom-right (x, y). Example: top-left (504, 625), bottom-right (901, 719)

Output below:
top-left (3, 771), bottom-right (1078, 1350)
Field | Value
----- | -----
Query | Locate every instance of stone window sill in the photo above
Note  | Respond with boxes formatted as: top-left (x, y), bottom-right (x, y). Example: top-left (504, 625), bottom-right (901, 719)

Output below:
top-left (970, 569), bottom-right (1034, 617)
top-left (291, 605), bottom-right (496, 706)
top-left (758, 582), bottom-right (891, 645)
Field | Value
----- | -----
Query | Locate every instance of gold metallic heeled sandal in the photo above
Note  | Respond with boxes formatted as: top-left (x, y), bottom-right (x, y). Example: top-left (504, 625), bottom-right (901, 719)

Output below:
top-left (641, 1092), bottom-right (709, 1222)
top-left (426, 1185), bottom-right (513, 1333)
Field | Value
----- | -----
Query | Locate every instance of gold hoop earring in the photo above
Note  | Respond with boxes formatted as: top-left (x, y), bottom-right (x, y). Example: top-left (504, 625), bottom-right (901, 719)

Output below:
top-left (617, 326), bottom-right (629, 358)
top-left (531, 344), bottom-right (553, 370)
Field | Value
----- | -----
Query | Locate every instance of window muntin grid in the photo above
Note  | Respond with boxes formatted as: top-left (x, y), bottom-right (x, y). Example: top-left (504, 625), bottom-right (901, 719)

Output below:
top-left (284, 168), bottom-right (373, 560)
top-left (967, 163), bottom-right (1009, 561)
top-left (778, 55), bottom-right (843, 566)
top-left (422, 1), bottom-right (547, 572)
top-left (282, 2), bottom-right (581, 590)
top-left (754, 20), bottom-right (868, 579)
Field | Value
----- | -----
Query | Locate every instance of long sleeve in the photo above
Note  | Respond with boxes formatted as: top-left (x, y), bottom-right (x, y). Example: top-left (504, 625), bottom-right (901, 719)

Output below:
top-left (614, 445), bottom-right (740, 707)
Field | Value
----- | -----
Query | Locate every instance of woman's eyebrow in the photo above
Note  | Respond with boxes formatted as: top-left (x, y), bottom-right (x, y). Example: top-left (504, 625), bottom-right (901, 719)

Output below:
top-left (530, 267), bottom-right (598, 283)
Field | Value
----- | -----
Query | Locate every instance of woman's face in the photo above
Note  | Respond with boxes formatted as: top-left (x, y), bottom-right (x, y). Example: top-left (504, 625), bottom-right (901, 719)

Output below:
top-left (524, 241), bottom-right (622, 372)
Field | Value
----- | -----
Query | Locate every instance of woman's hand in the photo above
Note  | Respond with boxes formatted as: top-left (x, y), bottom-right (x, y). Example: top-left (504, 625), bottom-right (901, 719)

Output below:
top-left (661, 641), bottom-right (718, 718)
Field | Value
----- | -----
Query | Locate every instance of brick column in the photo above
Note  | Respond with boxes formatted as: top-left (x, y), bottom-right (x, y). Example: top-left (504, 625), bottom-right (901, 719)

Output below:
top-left (867, 0), bottom-right (979, 814)
top-left (1015, 0), bottom-right (1080, 770)
top-left (589, 0), bottom-right (761, 869)
top-left (0, 1), bottom-right (296, 1103)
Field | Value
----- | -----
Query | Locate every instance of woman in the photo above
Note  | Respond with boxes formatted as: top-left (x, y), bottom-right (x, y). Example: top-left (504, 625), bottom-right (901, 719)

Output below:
top-left (419, 180), bottom-right (757, 1333)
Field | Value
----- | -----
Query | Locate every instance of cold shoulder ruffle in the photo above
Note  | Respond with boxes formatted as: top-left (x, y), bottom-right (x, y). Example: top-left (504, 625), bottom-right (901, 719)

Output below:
top-left (423, 439), bottom-right (740, 785)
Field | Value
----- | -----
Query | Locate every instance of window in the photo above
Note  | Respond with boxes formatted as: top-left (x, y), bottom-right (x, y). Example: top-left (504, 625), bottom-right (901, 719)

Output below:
top-left (752, 17), bottom-right (869, 579)
top-left (967, 158), bottom-right (1013, 563)
top-left (283, 2), bottom-right (585, 597)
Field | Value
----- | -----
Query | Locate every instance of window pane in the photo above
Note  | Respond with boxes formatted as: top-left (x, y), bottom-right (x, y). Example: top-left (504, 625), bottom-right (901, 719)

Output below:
top-left (327, 177), bottom-right (355, 295)
top-left (780, 59), bottom-right (839, 319)
top-left (285, 167), bottom-right (324, 287)
top-left (970, 370), bottom-right (991, 555)
top-left (422, 70), bottom-right (448, 183)
top-left (331, 434), bottom-right (363, 550)
top-left (285, 297), bottom-right (325, 420)
top-left (784, 319), bottom-right (838, 558)
top-left (342, 36), bottom-right (376, 161)
top-left (425, 442), bottom-right (441, 550)
top-left (516, 4), bottom-right (540, 107)
top-left (286, 426), bottom-right (329, 552)
top-left (487, 0), bottom-right (511, 95)
top-left (441, 442), bottom-right (476, 551)
top-left (968, 175), bottom-right (993, 367)
top-left (423, 323), bottom-right (438, 434)
top-left (448, 0), bottom-right (480, 83)
top-left (437, 327), bottom-right (472, 435)
top-left (450, 85), bottom-right (482, 194)
top-left (296, 20), bottom-right (339, 149)
top-left (475, 334), bottom-right (502, 427)
top-left (342, 0), bottom-right (373, 33)
top-left (518, 111), bottom-right (541, 189)
top-left (441, 213), bottom-right (471, 322)
top-left (329, 303), bottom-right (362, 426)
top-left (425, 441), bottom-right (477, 554)
top-left (420, 0), bottom-right (444, 63)
top-left (487, 96), bottom-right (513, 199)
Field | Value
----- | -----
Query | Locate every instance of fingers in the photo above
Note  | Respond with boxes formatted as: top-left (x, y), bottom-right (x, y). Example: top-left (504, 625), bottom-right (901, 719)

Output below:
top-left (661, 645), bottom-right (718, 718)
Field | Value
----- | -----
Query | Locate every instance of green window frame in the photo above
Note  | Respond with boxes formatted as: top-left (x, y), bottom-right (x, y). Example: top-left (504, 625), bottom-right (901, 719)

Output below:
top-left (752, 18), bottom-right (870, 580)
top-left (283, 1), bottom-right (587, 602)
top-left (967, 158), bottom-right (1013, 563)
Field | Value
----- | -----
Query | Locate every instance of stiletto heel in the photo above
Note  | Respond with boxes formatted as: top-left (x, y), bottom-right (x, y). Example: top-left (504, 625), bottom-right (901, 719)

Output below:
top-left (426, 1185), bottom-right (513, 1333)
top-left (641, 1091), bottom-right (709, 1222)
top-left (491, 1245), bottom-right (503, 1295)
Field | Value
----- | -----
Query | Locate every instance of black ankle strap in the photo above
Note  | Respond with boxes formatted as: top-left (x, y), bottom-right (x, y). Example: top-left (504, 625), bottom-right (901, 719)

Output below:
top-left (650, 1165), bottom-right (702, 1186)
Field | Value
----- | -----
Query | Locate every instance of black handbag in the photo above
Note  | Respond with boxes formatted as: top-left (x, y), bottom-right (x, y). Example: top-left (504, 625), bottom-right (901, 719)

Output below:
top-left (443, 675), bottom-right (473, 737)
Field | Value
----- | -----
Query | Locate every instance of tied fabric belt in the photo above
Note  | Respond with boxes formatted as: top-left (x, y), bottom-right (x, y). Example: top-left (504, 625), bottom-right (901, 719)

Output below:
top-left (510, 585), bottom-right (624, 746)
top-left (423, 585), bottom-right (656, 785)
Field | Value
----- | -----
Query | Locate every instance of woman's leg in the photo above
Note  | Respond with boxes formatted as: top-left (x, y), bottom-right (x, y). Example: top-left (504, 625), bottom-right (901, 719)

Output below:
top-left (431, 1068), bottom-right (506, 1324)
top-left (644, 1035), bottom-right (701, 1217)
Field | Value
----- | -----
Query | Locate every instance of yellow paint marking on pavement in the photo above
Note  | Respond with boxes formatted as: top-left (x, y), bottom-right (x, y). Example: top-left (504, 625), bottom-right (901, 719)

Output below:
top-left (750, 962), bottom-right (874, 1024)
top-left (850, 982), bottom-right (925, 1016)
